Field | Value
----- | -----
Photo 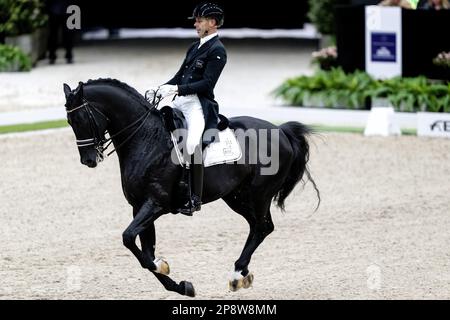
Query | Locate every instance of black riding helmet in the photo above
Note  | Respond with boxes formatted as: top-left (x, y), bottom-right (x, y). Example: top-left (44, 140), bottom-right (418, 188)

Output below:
top-left (188, 2), bottom-right (224, 27)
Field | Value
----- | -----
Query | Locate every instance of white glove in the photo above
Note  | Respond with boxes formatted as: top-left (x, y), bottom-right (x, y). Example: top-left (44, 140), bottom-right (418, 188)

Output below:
top-left (145, 87), bottom-right (159, 102)
top-left (158, 84), bottom-right (178, 98)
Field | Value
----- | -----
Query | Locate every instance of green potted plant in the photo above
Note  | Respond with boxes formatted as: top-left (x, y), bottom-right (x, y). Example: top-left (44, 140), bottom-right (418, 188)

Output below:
top-left (311, 46), bottom-right (338, 71)
top-left (0, 44), bottom-right (32, 72)
top-left (273, 68), bottom-right (373, 109)
top-left (433, 51), bottom-right (450, 69)
top-left (274, 68), bottom-right (449, 113)
top-left (1, 0), bottom-right (48, 64)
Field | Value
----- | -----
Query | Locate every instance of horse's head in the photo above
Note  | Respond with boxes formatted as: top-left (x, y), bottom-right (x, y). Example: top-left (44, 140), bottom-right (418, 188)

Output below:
top-left (64, 82), bottom-right (108, 168)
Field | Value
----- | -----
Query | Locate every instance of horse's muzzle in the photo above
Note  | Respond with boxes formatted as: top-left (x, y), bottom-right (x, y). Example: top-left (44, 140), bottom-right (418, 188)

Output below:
top-left (81, 158), bottom-right (97, 168)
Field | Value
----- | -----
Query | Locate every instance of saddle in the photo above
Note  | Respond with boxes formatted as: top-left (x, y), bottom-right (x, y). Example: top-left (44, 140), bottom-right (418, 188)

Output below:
top-left (159, 106), bottom-right (242, 167)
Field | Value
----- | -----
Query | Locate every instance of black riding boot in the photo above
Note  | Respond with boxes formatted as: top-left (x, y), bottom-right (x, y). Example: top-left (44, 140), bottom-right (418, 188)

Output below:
top-left (178, 147), bottom-right (203, 216)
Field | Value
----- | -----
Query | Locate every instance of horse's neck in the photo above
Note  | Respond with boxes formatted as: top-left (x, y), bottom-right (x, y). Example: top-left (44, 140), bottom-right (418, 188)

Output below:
top-left (87, 86), bottom-right (147, 132)
top-left (86, 84), bottom-right (168, 158)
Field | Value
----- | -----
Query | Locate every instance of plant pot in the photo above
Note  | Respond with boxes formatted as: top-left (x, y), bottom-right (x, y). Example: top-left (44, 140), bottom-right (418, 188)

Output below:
top-left (5, 29), bottom-right (43, 65)
top-left (319, 59), bottom-right (338, 71)
top-left (371, 98), bottom-right (392, 108)
top-left (2, 61), bottom-right (20, 72)
top-left (5, 34), bottom-right (33, 57)
top-left (303, 95), bottom-right (326, 108)
top-left (320, 34), bottom-right (334, 49)
top-left (331, 98), bottom-right (348, 109)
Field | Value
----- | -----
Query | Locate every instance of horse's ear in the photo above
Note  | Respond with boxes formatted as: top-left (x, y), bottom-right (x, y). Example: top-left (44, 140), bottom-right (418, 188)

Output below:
top-left (63, 83), bottom-right (72, 99)
top-left (75, 81), bottom-right (84, 96)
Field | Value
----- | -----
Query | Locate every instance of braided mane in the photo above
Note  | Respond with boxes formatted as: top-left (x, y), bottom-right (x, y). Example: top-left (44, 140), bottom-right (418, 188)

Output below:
top-left (84, 78), bottom-right (152, 109)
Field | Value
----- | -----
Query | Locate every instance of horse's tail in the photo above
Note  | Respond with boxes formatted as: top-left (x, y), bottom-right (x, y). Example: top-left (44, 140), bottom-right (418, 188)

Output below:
top-left (274, 121), bottom-right (320, 211)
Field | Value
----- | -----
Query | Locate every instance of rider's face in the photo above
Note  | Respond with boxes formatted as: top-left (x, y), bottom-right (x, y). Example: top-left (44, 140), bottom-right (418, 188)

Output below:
top-left (194, 17), bottom-right (215, 38)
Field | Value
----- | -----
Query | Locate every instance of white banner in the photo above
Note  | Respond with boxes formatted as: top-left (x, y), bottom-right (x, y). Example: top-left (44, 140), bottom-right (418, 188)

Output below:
top-left (417, 112), bottom-right (450, 138)
top-left (365, 6), bottom-right (402, 79)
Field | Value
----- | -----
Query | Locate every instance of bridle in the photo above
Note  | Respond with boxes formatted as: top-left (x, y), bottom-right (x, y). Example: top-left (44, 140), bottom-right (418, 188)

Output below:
top-left (66, 92), bottom-right (161, 160)
top-left (67, 100), bottom-right (107, 148)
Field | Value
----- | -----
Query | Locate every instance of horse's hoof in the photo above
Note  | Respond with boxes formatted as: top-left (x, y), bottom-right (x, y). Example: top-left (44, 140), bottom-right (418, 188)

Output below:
top-left (228, 270), bottom-right (253, 292)
top-left (181, 281), bottom-right (196, 297)
top-left (229, 278), bottom-right (243, 292)
top-left (153, 257), bottom-right (170, 275)
top-left (242, 272), bottom-right (254, 289)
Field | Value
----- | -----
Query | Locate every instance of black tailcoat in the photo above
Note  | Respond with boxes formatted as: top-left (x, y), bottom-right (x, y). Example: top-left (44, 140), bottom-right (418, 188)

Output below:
top-left (166, 36), bottom-right (227, 144)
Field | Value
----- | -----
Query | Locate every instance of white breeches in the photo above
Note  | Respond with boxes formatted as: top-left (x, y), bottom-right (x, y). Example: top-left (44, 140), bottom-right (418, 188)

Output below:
top-left (173, 94), bottom-right (205, 155)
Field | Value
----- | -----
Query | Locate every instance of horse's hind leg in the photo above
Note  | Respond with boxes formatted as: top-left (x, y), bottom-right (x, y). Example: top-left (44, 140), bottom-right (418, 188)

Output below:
top-left (223, 194), bottom-right (274, 292)
top-left (140, 225), bottom-right (196, 297)
top-left (231, 212), bottom-right (274, 291)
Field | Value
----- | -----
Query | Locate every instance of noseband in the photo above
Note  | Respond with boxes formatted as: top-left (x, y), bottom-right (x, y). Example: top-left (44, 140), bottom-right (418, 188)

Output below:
top-left (67, 100), bottom-right (108, 150)
top-left (66, 95), bottom-right (160, 159)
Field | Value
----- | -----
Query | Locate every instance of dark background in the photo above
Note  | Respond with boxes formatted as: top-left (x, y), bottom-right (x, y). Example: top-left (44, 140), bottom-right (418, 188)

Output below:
top-left (78, 0), bottom-right (310, 29)
top-left (336, 4), bottom-right (450, 79)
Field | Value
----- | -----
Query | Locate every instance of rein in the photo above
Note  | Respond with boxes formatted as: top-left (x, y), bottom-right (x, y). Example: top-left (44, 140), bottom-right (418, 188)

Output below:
top-left (66, 93), bottom-right (161, 159)
top-left (103, 107), bottom-right (153, 156)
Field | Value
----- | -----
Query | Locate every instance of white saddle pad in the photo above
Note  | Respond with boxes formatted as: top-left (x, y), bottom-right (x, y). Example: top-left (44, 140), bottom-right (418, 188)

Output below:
top-left (171, 128), bottom-right (242, 167)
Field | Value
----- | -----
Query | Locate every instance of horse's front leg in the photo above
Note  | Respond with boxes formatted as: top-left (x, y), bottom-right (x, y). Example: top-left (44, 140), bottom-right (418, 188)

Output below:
top-left (138, 221), bottom-right (169, 275)
top-left (140, 225), bottom-right (196, 297)
top-left (122, 200), bottom-right (164, 272)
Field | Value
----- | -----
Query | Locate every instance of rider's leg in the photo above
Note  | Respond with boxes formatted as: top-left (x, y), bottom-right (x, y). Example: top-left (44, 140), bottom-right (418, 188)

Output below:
top-left (189, 145), bottom-right (204, 211)
top-left (173, 95), bottom-right (205, 215)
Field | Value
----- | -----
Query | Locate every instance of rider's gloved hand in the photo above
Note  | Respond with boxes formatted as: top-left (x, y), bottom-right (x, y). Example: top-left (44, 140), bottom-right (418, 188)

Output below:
top-left (158, 84), bottom-right (178, 98)
top-left (145, 87), bottom-right (159, 102)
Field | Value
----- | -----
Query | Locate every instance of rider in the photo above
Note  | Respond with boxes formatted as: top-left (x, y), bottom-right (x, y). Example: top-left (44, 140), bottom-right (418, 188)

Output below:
top-left (150, 2), bottom-right (227, 215)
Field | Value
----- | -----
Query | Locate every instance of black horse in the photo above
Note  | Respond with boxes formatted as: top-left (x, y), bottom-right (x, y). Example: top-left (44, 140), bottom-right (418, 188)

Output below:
top-left (63, 79), bottom-right (319, 297)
